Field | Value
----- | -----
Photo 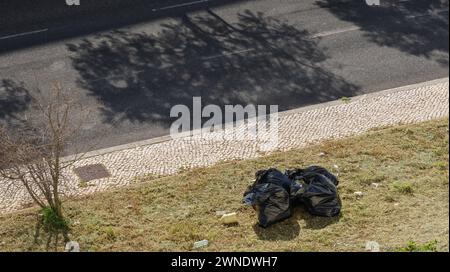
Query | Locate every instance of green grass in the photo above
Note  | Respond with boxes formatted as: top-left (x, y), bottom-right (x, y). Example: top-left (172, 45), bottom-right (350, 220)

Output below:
top-left (40, 207), bottom-right (69, 233)
top-left (340, 97), bottom-right (352, 103)
top-left (0, 118), bottom-right (448, 252)
top-left (396, 240), bottom-right (439, 252)
top-left (392, 181), bottom-right (414, 195)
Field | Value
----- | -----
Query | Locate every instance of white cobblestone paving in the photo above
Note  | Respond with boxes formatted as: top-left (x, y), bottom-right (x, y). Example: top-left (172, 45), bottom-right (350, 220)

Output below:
top-left (0, 79), bottom-right (448, 214)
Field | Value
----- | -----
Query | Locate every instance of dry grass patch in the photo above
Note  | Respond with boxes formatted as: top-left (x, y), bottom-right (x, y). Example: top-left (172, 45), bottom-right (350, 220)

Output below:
top-left (0, 118), bottom-right (448, 252)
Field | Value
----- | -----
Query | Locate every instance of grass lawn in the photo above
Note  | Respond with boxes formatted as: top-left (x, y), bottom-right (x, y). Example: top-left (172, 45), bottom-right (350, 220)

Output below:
top-left (0, 118), bottom-right (448, 252)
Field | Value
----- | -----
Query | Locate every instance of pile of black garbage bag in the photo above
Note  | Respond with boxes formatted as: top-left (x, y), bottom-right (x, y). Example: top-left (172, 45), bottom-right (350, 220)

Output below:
top-left (243, 166), bottom-right (341, 228)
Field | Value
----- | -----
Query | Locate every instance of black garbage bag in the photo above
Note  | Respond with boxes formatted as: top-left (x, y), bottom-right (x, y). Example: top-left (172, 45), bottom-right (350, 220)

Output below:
top-left (253, 168), bottom-right (292, 192)
top-left (286, 166), bottom-right (339, 186)
top-left (286, 166), bottom-right (341, 217)
top-left (243, 183), bottom-right (291, 228)
top-left (253, 168), bottom-right (302, 196)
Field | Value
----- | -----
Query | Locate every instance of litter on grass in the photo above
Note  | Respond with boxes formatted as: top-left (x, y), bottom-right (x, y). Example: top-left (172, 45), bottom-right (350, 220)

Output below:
top-left (65, 241), bottom-right (80, 252)
top-left (193, 240), bottom-right (209, 249)
top-left (365, 241), bottom-right (381, 252)
top-left (243, 166), bottom-right (341, 228)
top-left (220, 213), bottom-right (238, 225)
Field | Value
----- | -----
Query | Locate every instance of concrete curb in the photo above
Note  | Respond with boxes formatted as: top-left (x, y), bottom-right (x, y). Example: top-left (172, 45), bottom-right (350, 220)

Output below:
top-left (64, 77), bottom-right (449, 162)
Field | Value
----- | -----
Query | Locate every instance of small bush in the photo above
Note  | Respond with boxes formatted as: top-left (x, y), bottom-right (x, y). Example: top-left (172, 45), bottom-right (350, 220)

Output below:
top-left (392, 181), bottom-right (414, 194)
top-left (102, 227), bottom-right (117, 241)
top-left (40, 207), bottom-right (69, 233)
top-left (397, 240), bottom-right (438, 252)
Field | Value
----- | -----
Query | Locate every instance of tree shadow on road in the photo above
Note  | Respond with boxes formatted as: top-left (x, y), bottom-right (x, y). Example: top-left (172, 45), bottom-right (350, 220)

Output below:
top-left (316, 0), bottom-right (449, 66)
top-left (0, 79), bottom-right (31, 124)
top-left (68, 9), bottom-right (359, 126)
top-left (0, 0), bottom-right (246, 54)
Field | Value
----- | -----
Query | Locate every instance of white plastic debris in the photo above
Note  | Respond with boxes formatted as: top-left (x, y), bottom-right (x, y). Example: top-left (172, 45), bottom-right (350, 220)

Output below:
top-left (65, 241), bottom-right (80, 252)
top-left (215, 210), bottom-right (228, 217)
top-left (365, 241), bottom-right (380, 252)
top-left (220, 212), bottom-right (238, 225)
top-left (193, 240), bottom-right (209, 249)
top-left (354, 191), bottom-right (364, 197)
top-left (371, 183), bottom-right (380, 188)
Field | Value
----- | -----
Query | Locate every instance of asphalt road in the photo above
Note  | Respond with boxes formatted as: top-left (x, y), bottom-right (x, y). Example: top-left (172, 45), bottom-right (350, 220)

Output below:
top-left (0, 0), bottom-right (448, 154)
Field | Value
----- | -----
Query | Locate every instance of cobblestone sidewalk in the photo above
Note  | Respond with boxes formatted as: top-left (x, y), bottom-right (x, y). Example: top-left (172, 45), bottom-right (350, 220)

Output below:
top-left (1, 78), bottom-right (448, 214)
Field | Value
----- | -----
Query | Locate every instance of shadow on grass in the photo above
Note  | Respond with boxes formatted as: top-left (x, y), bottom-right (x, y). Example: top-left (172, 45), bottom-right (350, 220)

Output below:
top-left (31, 215), bottom-right (66, 252)
top-left (302, 211), bottom-right (341, 230)
top-left (252, 206), bottom-right (340, 241)
top-left (253, 220), bottom-right (300, 241)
